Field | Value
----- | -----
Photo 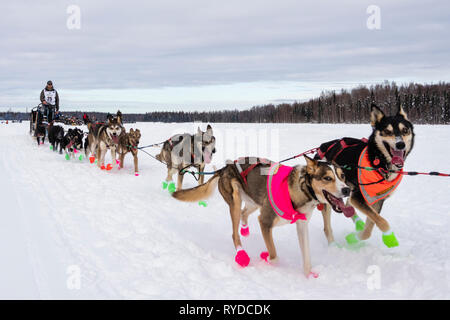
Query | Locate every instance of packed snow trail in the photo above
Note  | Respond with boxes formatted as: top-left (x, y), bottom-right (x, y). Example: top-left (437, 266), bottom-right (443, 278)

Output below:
top-left (0, 122), bottom-right (449, 299)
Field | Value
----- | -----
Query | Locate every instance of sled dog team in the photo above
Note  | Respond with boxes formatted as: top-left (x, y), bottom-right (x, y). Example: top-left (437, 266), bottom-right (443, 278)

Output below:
top-left (35, 104), bottom-right (415, 278)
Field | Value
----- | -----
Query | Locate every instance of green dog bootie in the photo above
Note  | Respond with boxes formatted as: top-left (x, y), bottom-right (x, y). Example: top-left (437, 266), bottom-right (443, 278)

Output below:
top-left (168, 181), bottom-right (176, 194)
top-left (382, 230), bottom-right (399, 248)
top-left (162, 181), bottom-right (168, 190)
top-left (65, 154), bottom-right (70, 160)
top-left (345, 232), bottom-right (360, 245)
top-left (352, 215), bottom-right (365, 232)
top-left (198, 200), bottom-right (208, 207)
top-left (78, 154), bottom-right (84, 161)
top-left (50, 145), bottom-right (53, 150)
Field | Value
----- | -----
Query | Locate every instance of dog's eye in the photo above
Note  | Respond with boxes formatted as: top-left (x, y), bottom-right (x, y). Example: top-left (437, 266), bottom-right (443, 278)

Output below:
top-left (323, 176), bottom-right (333, 181)
top-left (383, 129), bottom-right (393, 136)
top-left (401, 127), bottom-right (409, 135)
top-left (340, 173), bottom-right (345, 179)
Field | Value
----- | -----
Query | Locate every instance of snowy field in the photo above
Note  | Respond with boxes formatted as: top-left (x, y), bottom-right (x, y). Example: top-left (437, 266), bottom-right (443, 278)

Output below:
top-left (0, 121), bottom-right (449, 299)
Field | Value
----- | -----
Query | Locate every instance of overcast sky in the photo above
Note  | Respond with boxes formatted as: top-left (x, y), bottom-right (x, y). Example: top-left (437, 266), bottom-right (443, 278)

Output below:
top-left (0, 0), bottom-right (449, 112)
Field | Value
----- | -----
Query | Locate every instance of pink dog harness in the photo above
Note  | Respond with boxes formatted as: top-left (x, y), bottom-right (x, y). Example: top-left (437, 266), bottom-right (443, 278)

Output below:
top-left (267, 163), bottom-right (307, 223)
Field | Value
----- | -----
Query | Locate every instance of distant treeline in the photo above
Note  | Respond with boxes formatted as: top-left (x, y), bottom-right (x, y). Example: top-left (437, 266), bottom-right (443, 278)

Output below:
top-left (2, 82), bottom-right (449, 124)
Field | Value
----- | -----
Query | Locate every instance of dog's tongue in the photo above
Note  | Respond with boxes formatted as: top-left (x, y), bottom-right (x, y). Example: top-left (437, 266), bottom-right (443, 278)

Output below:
top-left (112, 136), bottom-right (119, 144)
top-left (334, 197), bottom-right (355, 217)
top-left (391, 149), bottom-right (404, 167)
top-left (204, 151), bottom-right (212, 164)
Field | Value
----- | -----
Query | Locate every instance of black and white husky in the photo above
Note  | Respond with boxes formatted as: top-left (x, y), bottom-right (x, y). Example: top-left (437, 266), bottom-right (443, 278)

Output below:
top-left (316, 104), bottom-right (415, 247)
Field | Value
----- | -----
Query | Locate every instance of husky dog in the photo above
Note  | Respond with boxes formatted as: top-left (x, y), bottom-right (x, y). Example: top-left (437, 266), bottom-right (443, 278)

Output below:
top-left (172, 156), bottom-right (352, 277)
top-left (316, 104), bottom-right (415, 247)
top-left (85, 111), bottom-right (124, 170)
top-left (117, 128), bottom-right (141, 175)
top-left (48, 124), bottom-right (65, 154)
top-left (156, 125), bottom-right (216, 191)
top-left (62, 128), bottom-right (84, 159)
top-left (35, 122), bottom-right (46, 146)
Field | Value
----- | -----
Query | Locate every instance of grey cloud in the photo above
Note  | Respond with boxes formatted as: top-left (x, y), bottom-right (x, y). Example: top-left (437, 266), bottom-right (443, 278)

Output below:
top-left (0, 0), bottom-right (449, 110)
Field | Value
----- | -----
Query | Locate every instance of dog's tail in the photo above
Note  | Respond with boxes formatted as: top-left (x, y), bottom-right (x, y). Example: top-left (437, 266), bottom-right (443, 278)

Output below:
top-left (172, 170), bottom-right (222, 202)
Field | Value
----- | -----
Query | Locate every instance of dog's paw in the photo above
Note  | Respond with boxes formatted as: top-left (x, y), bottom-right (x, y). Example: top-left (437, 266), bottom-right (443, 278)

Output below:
top-left (235, 249), bottom-right (250, 267)
top-left (345, 232), bottom-right (360, 245)
top-left (307, 271), bottom-right (319, 279)
top-left (89, 156), bottom-right (95, 164)
top-left (167, 181), bottom-right (176, 194)
top-left (240, 224), bottom-right (250, 237)
top-left (382, 230), bottom-right (399, 248)
top-left (101, 164), bottom-right (106, 170)
top-left (260, 251), bottom-right (269, 262)
top-left (106, 164), bottom-right (113, 171)
top-left (135, 172), bottom-right (139, 176)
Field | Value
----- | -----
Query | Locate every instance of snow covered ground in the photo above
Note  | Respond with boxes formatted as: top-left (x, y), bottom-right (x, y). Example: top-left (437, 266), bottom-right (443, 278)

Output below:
top-left (0, 121), bottom-right (449, 299)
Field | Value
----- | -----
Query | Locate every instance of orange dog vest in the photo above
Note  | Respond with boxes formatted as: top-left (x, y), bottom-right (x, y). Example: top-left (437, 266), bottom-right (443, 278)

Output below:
top-left (358, 147), bottom-right (403, 205)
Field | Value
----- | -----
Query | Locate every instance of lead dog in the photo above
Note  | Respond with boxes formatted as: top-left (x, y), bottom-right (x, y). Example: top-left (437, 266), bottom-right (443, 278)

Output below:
top-left (315, 104), bottom-right (415, 247)
top-left (172, 156), bottom-right (352, 277)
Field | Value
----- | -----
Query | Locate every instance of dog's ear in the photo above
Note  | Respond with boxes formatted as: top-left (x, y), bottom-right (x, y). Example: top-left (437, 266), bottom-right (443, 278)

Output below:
top-left (117, 110), bottom-right (123, 124)
top-left (107, 113), bottom-right (113, 123)
top-left (129, 128), bottom-right (134, 133)
top-left (370, 104), bottom-right (385, 127)
top-left (397, 104), bottom-right (408, 120)
top-left (206, 124), bottom-right (213, 135)
top-left (304, 155), bottom-right (317, 175)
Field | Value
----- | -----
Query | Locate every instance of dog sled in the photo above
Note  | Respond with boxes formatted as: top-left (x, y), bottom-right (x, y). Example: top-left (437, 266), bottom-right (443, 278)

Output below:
top-left (29, 103), bottom-right (48, 136)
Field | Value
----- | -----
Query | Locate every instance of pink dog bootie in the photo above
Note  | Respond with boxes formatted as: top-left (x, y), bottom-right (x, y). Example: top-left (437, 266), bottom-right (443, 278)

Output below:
top-left (240, 224), bottom-right (250, 237)
top-left (260, 251), bottom-right (269, 262)
top-left (235, 249), bottom-right (250, 267)
top-left (135, 172), bottom-right (139, 176)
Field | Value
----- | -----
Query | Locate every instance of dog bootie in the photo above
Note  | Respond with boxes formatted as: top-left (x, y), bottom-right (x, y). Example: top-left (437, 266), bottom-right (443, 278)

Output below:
top-left (135, 172), bottom-right (139, 176)
top-left (162, 181), bottom-right (168, 189)
top-left (352, 215), bottom-right (365, 232)
top-left (198, 200), bottom-right (207, 207)
top-left (65, 154), bottom-right (70, 161)
top-left (235, 249), bottom-right (250, 267)
top-left (50, 145), bottom-right (53, 150)
top-left (240, 224), bottom-right (250, 237)
top-left (106, 164), bottom-right (113, 171)
top-left (345, 232), bottom-right (360, 245)
top-left (382, 230), bottom-right (399, 248)
top-left (167, 182), bottom-right (176, 194)
top-left (78, 154), bottom-right (84, 161)
top-left (89, 156), bottom-right (95, 164)
top-left (101, 164), bottom-right (106, 170)
top-left (308, 271), bottom-right (319, 279)
top-left (260, 251), bottom-right (269, 262)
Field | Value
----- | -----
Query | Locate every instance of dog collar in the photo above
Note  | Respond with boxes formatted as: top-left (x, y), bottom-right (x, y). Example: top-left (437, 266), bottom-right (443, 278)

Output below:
top-left (305, 174), bottom-right (318, 201)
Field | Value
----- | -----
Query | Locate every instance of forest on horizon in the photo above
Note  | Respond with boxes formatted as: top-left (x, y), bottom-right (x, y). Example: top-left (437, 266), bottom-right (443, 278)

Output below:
top-left (2, 81), bottom-right (449, 124)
